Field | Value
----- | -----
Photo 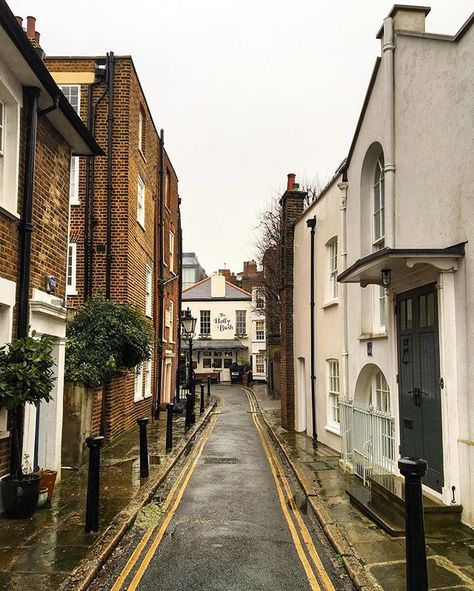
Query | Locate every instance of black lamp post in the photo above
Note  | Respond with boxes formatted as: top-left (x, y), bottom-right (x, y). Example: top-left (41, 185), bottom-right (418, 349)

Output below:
top-left (181, 308), bottom-right (197, 424)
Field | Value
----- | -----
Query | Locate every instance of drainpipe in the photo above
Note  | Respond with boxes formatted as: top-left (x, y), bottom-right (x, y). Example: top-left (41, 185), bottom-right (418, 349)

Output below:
top-left (13, 86), bottom-right (40, 477)
top-left (154, 129), bottom-right (165, 418)
top-left (105, 52), bottom-right (115, 300)
top-left (306, 216), bottom-right (317, 442)
top-left (338, 178), bottom-right (349, 401)
top-left (383, 17), bottom-right (396, 247)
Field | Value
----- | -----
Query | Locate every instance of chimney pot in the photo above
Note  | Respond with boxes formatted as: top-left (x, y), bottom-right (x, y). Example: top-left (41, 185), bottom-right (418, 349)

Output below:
top-left (26, 15), bottom-right (36, 39)
top-left (15, 16), bottom-right (23, 28)
top-left (287, 173), bottom-right (296, 192)
top-left (35, 31), bottom-right (40, 44)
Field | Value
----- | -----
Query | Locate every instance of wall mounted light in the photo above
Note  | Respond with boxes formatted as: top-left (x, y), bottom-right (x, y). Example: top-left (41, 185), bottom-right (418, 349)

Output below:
top-left (381, 269), bottom-right (392, 288)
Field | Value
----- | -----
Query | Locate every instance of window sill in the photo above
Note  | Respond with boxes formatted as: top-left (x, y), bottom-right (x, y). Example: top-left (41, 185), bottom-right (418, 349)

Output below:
top-left (146, 313), bottom-right (153, 319)
top-left (325, 424), bottom-right (341, 437)
top-left (358, 332), bottom-right (388, 341)
top-left (0, 203), bottom-right (20, 221)
top-left (137, 220), bottom-right (145, 231)
top-left (322, 299), bottom-right (338, 310)
top-left (139, 148), bottom-right (147, 163)
top-left (70, 200), bottom-right (80, 206)
top-left (0, 431), bottom-right (10, 441)
top-left (143, 392), bottom-right (152, 399)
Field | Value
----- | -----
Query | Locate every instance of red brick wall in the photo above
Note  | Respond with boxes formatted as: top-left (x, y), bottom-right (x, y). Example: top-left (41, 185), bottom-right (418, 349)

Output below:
top-left (0, 99), bottom-right (72, 474)
top-left (45, 57), bottom-right (180, 440)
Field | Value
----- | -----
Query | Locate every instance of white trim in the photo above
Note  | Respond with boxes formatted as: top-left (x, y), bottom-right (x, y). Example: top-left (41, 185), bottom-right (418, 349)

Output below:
top-left (69, 156), bottom-right (80, 205)
top-left (145, 265), bottom-right (153, 317)
top-left (59, 84), bottom-right (81, 114)
top-left (169, 231), bottom-right (175, 274)
top-left (66, 243), bottom-right (77, 296)
top-left (134, 363), bottom-right (144, 402)
top-left (144, 359), bottom-right (152, 399)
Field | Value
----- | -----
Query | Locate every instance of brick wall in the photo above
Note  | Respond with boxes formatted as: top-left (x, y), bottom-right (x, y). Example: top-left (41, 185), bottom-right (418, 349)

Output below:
top-left (0, 100), bottom-right (72, 475)
top-left (45, 56), bottom-right (181, 440)
top-left (279, 188), bottom-right (306, 431)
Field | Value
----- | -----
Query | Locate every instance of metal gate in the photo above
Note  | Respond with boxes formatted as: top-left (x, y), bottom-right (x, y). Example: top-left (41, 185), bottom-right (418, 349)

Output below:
top-left (340, 399), bottom-right (395, 485)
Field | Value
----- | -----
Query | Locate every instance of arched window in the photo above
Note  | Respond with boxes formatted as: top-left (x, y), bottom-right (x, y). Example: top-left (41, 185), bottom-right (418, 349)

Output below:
top-left (373, 153), bottom-right (385, 249)
top-left (369, 369), bottom-right (390, 412)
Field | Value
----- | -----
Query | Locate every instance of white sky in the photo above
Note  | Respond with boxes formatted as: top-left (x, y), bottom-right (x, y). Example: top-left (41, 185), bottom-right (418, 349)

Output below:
top-left (9, 0), bottom-right (474, 275)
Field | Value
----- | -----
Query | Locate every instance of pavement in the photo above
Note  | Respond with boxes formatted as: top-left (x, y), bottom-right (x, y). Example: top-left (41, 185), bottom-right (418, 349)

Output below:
top-left (251, 383), bottom-right (474, 591)
top-left (0, 394), bottom-right (215, 591)
top-left (88, 384), bottom-right (353, 590)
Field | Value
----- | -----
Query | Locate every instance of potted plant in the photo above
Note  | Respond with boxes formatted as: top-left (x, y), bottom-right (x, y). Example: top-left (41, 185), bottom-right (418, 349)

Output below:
top-left (0, 332), bottom-right (55, 518)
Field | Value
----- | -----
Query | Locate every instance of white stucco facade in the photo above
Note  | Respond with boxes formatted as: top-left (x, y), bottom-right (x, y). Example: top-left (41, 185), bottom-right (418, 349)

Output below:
top-left (291, 6), bottom-right (474, 528)
top-left (182, 275), bottom-right (252, 382)
top-left (293, 176), bottom-right (344, 451)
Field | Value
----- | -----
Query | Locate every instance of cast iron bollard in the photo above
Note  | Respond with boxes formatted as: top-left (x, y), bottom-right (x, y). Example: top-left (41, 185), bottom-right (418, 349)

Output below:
top-left (398, 457), bottom-right (429, 591)
top-left (207, 376), bottom-right (211, 396)
top-left (185, 393), bottom-right (193, 430)
top-left (166, 403), bottom-right (174, 451)
top-left (85, 435), bottom-right (105, 533)
top-left (200, 384), bottom-right (205, 415)
top-left (137, 417), bottom-right (149, 479)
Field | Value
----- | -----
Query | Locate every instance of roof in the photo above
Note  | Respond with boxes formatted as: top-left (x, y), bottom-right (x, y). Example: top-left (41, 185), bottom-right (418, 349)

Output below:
top-left (0, 1), bottom-right (102, 156)
top-left (181, 339), bottom-right (248, 351)
top-left (182, 277), bottom-right (251, 301)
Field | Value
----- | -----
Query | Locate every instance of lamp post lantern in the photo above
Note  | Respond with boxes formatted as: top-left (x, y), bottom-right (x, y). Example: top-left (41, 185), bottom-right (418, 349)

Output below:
top-left (181, 308), bottom-right (197, 424)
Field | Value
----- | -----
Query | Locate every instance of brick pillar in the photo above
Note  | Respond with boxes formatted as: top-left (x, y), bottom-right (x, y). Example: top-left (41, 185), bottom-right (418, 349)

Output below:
top-left (279, 176), bottom-right (306, 431)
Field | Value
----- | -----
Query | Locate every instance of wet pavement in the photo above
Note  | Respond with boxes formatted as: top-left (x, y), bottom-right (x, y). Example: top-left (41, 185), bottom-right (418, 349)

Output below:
top-left (252, 384), bottom-right (474, 590)
top-left (0, 396), bottom-right (213, 591)
top-left (88, 385), bottom-right (353, 590)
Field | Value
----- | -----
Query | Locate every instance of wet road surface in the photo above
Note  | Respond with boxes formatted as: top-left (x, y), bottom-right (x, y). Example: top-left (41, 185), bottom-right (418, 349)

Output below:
top-left (90, 386), bottom-right (353, 590)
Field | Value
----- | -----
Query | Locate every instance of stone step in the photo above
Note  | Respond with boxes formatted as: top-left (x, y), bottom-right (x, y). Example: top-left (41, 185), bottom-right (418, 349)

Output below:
top-left (347, 475), bottom-right (463, 537)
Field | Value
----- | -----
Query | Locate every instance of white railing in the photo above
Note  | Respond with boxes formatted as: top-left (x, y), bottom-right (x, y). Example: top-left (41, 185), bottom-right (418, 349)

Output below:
top-left (340, 398), bottom-right (395, 486)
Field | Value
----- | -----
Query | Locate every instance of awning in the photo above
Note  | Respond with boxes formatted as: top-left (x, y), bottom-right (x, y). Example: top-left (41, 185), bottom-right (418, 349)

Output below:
top-left (338, 243), bottom-right (465, 287)
top-left (181, 339), bottom-right (248, 351)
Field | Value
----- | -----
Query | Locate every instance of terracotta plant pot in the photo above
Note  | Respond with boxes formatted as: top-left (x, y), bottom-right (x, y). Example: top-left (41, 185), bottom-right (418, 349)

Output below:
top-left (38, 469), bottom-right (57, 502)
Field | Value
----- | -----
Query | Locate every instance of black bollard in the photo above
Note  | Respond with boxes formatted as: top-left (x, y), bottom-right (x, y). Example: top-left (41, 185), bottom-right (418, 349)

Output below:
top-left (200, 384), bottom-right (205, 415)
top-left (85, 435), bottom-right (105, 533)
top-left (207, 376), bottom-right (211, 396)
top-left (166, 403), bottom-right (174, 451)
top-left (137, 417), bottom-right (149, 479)
top-left (398, 457), bottom-right (429, 591)
top-left (185, 393), bottom-right (193, 430)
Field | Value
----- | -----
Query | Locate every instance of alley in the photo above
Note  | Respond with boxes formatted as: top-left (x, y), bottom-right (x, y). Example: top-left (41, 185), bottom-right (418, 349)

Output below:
top-left (90, 385), bottom-right (352, 591)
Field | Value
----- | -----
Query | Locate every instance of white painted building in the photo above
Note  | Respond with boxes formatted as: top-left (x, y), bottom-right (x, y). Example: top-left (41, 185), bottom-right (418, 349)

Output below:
top-left (182, 274), bottom-right (252, 382)
top-left (291, 5), bottom-right (474, 528)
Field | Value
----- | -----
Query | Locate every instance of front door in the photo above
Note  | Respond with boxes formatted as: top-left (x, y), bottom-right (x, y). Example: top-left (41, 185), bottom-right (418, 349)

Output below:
top-left (396, 283), bottom-right (444, 492)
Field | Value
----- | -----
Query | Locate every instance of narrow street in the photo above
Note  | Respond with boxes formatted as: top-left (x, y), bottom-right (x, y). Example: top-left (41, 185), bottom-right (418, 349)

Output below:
top-left (89, 385), bottom-right (353, 591)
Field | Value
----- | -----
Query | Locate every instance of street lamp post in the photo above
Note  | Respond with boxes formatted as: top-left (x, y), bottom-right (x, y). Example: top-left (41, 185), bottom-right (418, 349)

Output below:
top-left (181, 308), bottom-right (197, 425)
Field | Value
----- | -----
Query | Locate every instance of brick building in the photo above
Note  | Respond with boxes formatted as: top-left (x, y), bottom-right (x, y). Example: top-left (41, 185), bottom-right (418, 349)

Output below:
top-left (0, 5), bottom-right (100, 476)
top-left (44, 54), bottom-right (180, 441)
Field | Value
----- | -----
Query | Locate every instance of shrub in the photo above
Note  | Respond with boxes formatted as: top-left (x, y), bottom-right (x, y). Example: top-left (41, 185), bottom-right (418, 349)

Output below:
top-left (65, 297), bottom-right (153, 388)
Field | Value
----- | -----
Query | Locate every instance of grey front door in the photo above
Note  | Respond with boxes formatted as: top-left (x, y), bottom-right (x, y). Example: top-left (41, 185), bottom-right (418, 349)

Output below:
top-left (396, 283), bottom-right (444, 492)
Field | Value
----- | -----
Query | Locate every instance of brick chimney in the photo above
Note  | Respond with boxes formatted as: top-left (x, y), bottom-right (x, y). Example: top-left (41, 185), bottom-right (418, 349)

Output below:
top-left (243, 260), bottom-right (257, 277)
top-left (20, 15), bottom-right (45, 59)
top-left (279, 174), bottom-right (307, 431)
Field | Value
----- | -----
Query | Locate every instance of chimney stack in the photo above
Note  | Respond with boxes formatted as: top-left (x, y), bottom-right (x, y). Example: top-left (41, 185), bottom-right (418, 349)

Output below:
top-left (287, 173), bottom-right (296, 192)
top-left (26, 15), bottom-right (36, 39)
top-left (15, 16), bottom-right (23, 28)
top-left (23, 15), bottom-right (44, 58)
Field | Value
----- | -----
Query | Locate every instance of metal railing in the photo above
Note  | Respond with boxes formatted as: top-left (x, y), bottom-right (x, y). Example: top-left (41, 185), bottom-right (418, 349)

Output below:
top-left (340, 398), bottom-right (395, 485)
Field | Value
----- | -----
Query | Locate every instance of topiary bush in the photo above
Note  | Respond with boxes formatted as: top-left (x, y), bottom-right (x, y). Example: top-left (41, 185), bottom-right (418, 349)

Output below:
top-left (65, 297), bottom-right (153, 388)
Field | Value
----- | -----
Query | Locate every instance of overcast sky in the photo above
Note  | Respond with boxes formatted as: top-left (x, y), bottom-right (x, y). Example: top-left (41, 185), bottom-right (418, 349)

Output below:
top-left (9, 0), bottom-right (474, 275)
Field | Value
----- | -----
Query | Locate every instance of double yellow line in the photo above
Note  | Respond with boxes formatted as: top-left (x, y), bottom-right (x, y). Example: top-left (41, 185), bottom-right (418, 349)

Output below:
top-left (246, 390), bottom-right (336, 591)
top-left (110, 412), bottom-right (218, 591)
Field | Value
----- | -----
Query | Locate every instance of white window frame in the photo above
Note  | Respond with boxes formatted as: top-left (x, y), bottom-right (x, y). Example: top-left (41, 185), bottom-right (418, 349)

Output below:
top-left (255, 353), bottom-right (265, 374)
top-left (0, 82), bottom-right (21, 216)
top-left (372, 154), bottom-right (385, 249)
top-left (137, 175), bottom-right (145, 228)
top-left (326, 359), bottom-right (341, 432)
top-left (134, 363), bottom-right (144, 402)
top-left (0, 277), bottom-right (15, 439)
top-left (255, 291), bottom-right (265, 310)
top-left (0, 100), bottom-right (4, 156)
top-left (371, 370), bottom-right (390, 413)
top-left (169, 231), bottom-right (175, 274)
top-left (69, 156), bottom-right (80, 205)
top-left (145, 265), bottom-right (152, 317)
top-left (66, 243), bottom-right (77, 296)
top-left (327, 238), bottom-right (338, 302)
top-left (236, 310), bottom-right (246, 335)
top-left (59, 84), bottom-right (81, 115)
top-left (169, 300), bottom-right (175, 343)
top-left (255, 320), bottom-right (265, 341)
top-left (144, 359), bottom-right (152, 399)
top-left (200, 310), bottom-right (211, 336)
